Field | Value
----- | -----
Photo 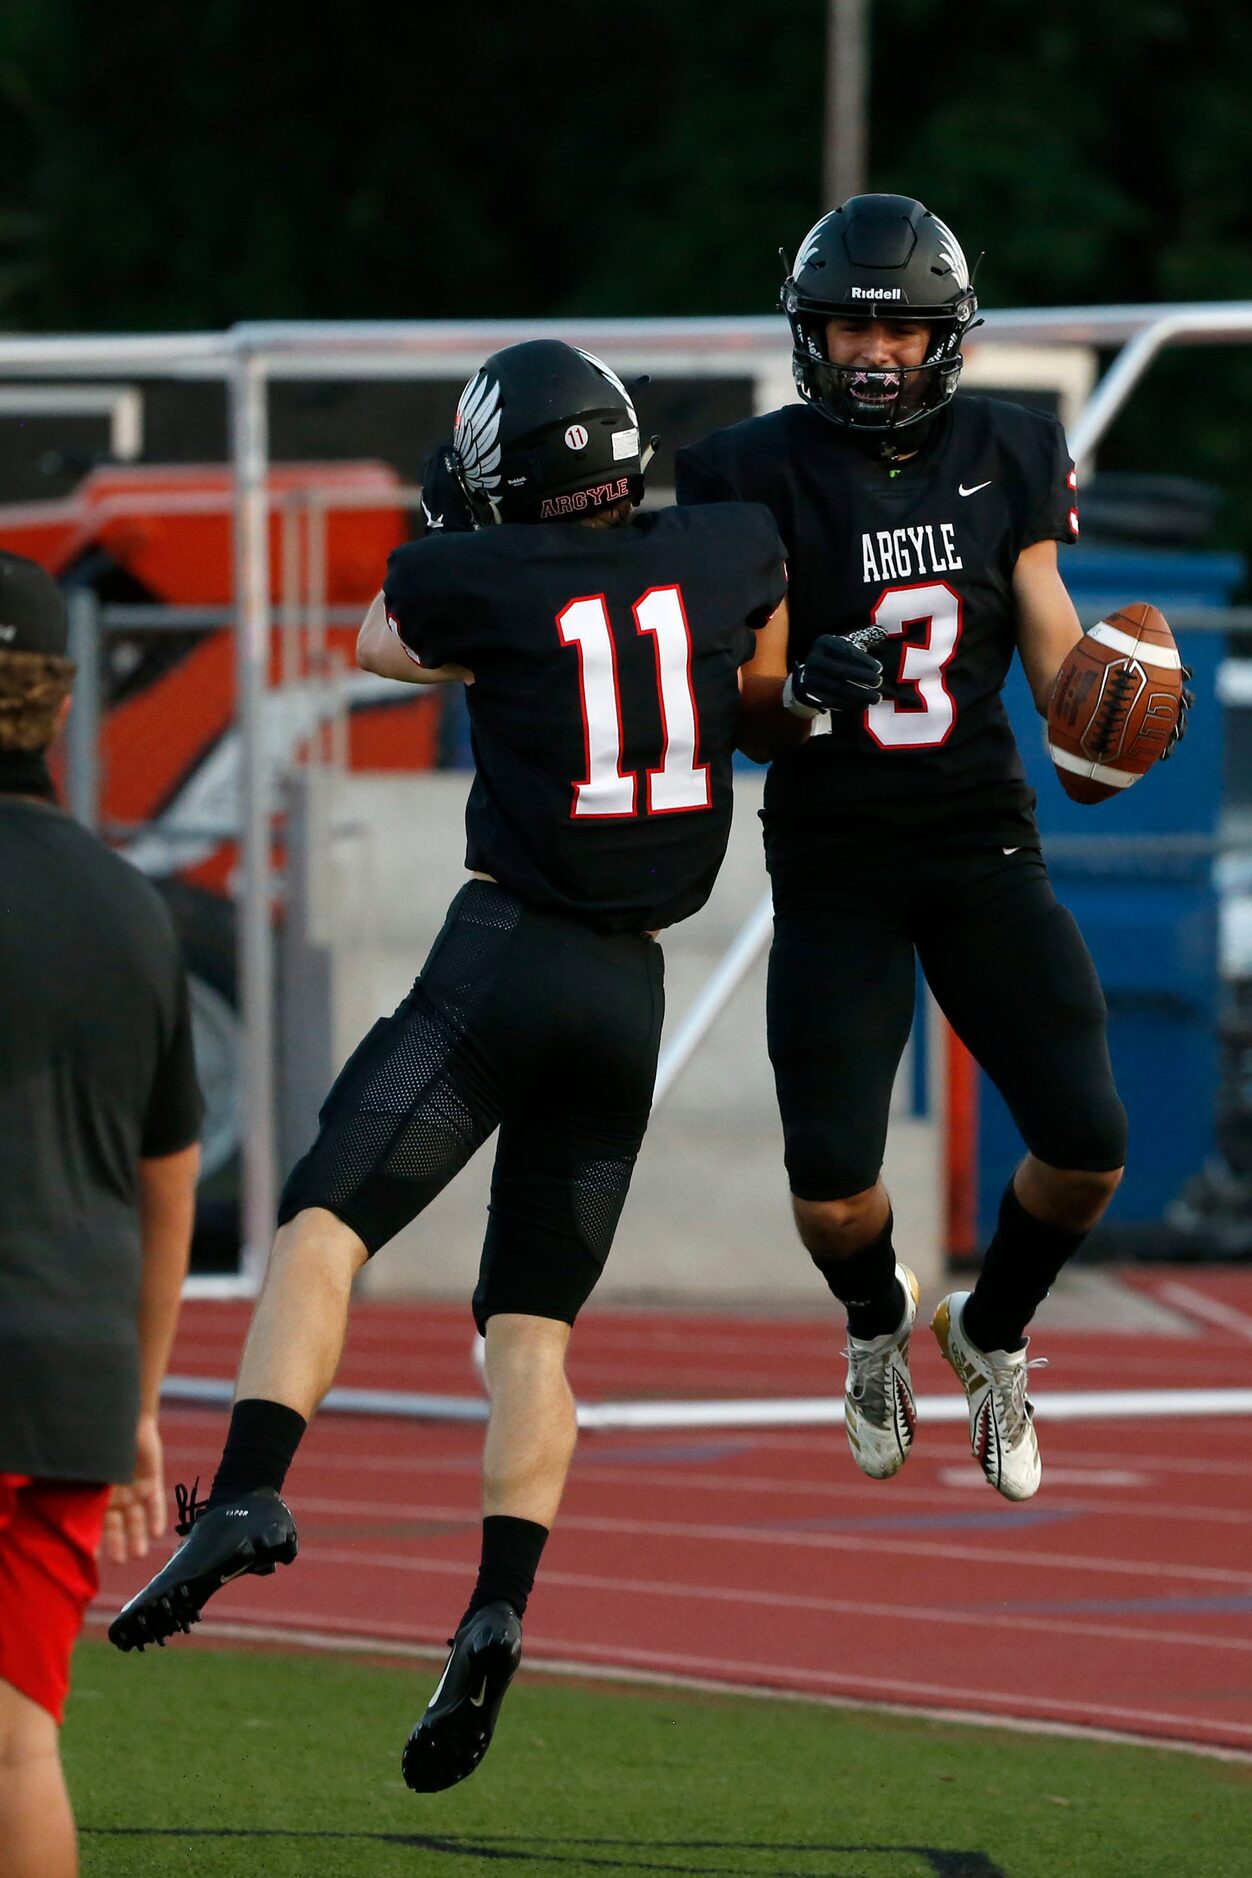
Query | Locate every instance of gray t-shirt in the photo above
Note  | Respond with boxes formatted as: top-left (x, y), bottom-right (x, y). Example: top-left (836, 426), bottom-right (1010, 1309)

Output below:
top-left (0, 797), bottom-right (203, 1482)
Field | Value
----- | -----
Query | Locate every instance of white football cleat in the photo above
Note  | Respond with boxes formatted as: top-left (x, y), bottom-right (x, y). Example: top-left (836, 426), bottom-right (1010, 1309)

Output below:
top-left (843, 1264), bottom-right (921, 1480)
top-left (931, 1292), bottom-right (1043, 1502)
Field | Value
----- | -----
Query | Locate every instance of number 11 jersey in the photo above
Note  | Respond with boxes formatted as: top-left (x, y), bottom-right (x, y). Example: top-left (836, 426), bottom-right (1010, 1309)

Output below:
top-left (383, 505), bottom-right (787, 932)
top-left (675, 395), bottom-right (1078, 847)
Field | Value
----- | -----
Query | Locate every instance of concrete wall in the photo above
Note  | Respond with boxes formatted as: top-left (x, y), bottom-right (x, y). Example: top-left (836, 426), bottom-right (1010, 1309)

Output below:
top-left (281, 770), bottom-right (943, 1308)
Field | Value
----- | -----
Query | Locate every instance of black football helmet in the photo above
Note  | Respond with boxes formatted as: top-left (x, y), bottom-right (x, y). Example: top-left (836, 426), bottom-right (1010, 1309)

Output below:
top-left (780, 194), bottom-right (978, 451)
top-left (451, 339), bottom-right (651, 526)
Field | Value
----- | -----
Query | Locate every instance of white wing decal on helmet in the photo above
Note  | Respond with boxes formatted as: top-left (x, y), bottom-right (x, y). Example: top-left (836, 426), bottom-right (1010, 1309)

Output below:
top-left (794, 215), bottom-right (828, 274)
top-left (930, 215), bottom-right (970, 289)
top-left (574, 346), bottom-right (638, 428)
top-left (453, 370), bottom-right (503, 493)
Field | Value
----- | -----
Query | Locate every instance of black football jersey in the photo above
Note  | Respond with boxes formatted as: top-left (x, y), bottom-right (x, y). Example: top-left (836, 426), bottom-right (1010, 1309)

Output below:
top-left (675, 395), bottom-right (1078, 844)
top-left (383, 505), bottom-right (787, 931)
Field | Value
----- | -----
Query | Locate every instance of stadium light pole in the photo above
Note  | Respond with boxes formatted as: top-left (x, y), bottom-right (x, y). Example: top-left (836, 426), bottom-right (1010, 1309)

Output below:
top-left (824, 0), bottom-right (870, 209)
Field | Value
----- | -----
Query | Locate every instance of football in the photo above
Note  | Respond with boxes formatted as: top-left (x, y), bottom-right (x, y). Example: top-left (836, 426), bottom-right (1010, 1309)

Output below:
top-left (1046, 602), bottom-right (1184, 804)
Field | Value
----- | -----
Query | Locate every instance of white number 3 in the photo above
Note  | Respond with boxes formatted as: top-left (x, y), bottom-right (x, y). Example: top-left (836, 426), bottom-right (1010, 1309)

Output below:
top-left (863, 580), bottom-right (963, 750)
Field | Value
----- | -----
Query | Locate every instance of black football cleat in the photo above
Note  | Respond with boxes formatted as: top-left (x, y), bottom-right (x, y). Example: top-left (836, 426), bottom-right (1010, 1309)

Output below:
top-left (107, 1483), bottom-right (298, 1653)
top-left (402, 1600), bottom-right (523, 1792)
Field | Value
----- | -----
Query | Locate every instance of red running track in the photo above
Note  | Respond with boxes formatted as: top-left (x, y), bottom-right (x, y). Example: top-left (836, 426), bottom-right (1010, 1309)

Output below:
top-left (93, 1270), bottom-right (1252, 1755)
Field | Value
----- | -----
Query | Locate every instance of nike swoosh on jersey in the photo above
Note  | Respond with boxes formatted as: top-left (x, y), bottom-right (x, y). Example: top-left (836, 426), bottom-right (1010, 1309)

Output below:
top-left (958, 480), bottom-right (992, 497)
top-left (1002, 847), bottom-right (1020, 856)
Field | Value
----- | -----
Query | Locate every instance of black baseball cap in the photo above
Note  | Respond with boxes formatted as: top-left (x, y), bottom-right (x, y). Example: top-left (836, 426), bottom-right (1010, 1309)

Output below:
top-left (0, 551), bottom-right (68, 656)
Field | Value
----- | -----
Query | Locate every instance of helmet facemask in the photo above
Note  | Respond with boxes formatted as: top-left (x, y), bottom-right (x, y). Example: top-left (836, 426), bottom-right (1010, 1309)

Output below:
top-left (792, 310), bottom-right (966, 440)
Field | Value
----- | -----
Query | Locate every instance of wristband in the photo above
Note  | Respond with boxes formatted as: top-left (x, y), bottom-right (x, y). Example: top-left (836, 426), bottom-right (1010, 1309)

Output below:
top-left (781, 672), bottom-right (825, 719)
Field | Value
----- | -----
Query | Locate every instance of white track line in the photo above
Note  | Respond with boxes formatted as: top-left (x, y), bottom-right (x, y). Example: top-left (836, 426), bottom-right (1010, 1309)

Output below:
top-left (1158, 1282), bottom-right (1252, 1343)
top-left (155, 1440), bottom-right (1252, 1527)
top-left (161, 1376), bottom-right (1252, 1429)
top-left (522, 1637), bottom-right (1252, 1746)
top-left (158, 1408), bottom-right (1252, 1475)
top-left (275, 1494), bottom-right (1252, 1585)
top-left (280, 1544), bottom-right (1252, 1657)
top-left (575, 1387), bottom-right (1252, 1429)
top-left (1039, 1446), bottom-right (1252, 1477)
top-left (82, 1608), bottom-right (1252, 1759)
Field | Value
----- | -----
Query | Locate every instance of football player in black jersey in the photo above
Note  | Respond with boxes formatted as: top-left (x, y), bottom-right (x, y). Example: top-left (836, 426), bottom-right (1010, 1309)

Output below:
top-left (676, 194), bottom-right (1131, 1503)
top-left (110, 340), bottom-right (787, 1789)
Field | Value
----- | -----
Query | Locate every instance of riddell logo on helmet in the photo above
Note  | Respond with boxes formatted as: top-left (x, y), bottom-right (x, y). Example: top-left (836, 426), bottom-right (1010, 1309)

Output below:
top-left (850, 286), bottom-right (903, 300)
top-left (540, 478), bottom-right (630, 519)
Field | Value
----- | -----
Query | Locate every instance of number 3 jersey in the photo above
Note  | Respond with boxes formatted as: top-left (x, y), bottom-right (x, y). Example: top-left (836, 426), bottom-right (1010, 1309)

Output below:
top-left (675, 395), bottom-right (1078, 847)
top-left (383, 505), bottom-right (787, 932)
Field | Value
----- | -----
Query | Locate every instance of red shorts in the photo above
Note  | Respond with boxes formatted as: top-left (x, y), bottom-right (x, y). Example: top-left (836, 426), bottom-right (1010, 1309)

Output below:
top-left (0, 1474), bottom-right (110, 1724)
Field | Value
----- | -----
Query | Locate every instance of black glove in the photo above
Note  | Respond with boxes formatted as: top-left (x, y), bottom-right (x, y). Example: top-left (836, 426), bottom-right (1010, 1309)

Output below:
top-left (418, 441), bottom-right (477, 535)
top-left (1160, 664), bottom-right (1194, 761)
top-left (785, 632), bottom-right (884, 716)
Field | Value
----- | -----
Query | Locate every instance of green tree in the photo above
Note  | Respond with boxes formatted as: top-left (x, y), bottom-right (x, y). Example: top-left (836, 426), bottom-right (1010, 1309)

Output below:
top-left (1, 0), bottom-right (1250, 552)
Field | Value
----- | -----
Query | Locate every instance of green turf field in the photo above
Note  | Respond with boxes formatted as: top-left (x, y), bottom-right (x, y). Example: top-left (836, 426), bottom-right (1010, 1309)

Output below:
top-left (64, 1639), bottom-right (1246, 1878)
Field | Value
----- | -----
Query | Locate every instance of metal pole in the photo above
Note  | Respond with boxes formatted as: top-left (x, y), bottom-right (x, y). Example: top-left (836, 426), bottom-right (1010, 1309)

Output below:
top-left (229, 350), bottom-right (277, 1283)
top-left (280, 493), bottom-right (303, 694)
top-left (824, 0), bottom-right (869, 208)
top-left (307, 494), bottom-right (329, 765)
top-left (65, 587), bottom-right (101, 832)
top-left (1066, 314), bottom-right (1185, 470)
top-left (651, 891), bottom-right (775, 1107)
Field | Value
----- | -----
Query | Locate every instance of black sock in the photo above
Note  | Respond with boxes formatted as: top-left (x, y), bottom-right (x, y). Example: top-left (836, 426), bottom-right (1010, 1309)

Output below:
top-left (458, 1515), bottom-right (549, 1629)
top-left (206, 1398), bottom-right (308, 1509)
top-left (962, 1182), bottom-right (1086, 1354)
top-left (810, 1212), bottom-right (903, 1340)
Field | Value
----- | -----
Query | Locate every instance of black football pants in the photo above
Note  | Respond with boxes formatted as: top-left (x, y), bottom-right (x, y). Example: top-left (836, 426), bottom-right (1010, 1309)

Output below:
top-left (765, 839), bottom-right (1128, 1202)
top-left (279, 881), bottom-right (664, 1328)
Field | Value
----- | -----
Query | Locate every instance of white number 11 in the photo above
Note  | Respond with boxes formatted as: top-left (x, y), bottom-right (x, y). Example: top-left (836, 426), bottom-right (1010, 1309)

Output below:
top-left (557, 584), bottom-right (710, 819)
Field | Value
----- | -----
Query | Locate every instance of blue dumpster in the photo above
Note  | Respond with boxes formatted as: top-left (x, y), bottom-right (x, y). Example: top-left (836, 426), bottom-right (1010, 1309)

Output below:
top-left (975, 545), bottom-right (1244, 1245)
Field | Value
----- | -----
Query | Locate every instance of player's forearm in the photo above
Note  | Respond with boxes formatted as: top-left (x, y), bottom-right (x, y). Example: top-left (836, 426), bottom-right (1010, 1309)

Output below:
top-left (736, 675), bottom-right (813, 761)
top-left (135, 1144), bottom-right (200, 1415)
top-left (1012, 542), bottom-right (1084, 714)
top-left (357, 592), bottom-right (472, 685)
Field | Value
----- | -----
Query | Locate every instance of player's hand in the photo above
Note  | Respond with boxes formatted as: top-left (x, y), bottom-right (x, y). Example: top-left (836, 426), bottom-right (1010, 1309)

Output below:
top-left (102, 1413), bottom-right (166, 1565)
top-left (1160, 664), bottom-right (1194, 760)
top-left (419, 441), bottom-right (477, 534)
top-left (785, 633), bottom-right (884, 716)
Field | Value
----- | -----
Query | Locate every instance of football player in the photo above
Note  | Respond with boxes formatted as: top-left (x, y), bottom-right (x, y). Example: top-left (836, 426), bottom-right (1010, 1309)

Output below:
top-left (109, 340), bottom-right (787, 1790)
top-left (676, 194), bottom-right (1139, 1502)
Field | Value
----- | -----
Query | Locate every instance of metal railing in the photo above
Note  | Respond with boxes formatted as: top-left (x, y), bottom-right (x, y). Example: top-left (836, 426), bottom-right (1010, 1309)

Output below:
top-left (5, 303), bottom-right (1252, 1282)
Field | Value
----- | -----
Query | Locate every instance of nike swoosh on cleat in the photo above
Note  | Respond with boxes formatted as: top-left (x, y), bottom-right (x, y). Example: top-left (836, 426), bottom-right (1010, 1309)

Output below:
top-left (218, 1564), bottom-right (253, 1585)
top-left (469, 1679), bottom-right (489, 1708)
top-left (425, 1654), bottom-right (455, 1710)
top-left (958, 481), bottom-right (992, 497)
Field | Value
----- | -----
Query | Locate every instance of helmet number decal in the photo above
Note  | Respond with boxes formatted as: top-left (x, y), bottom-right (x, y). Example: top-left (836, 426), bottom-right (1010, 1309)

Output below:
top-left (557, 586), bottom-right (710, 818)
top-left (863, 580), bottom-right (963, 750)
